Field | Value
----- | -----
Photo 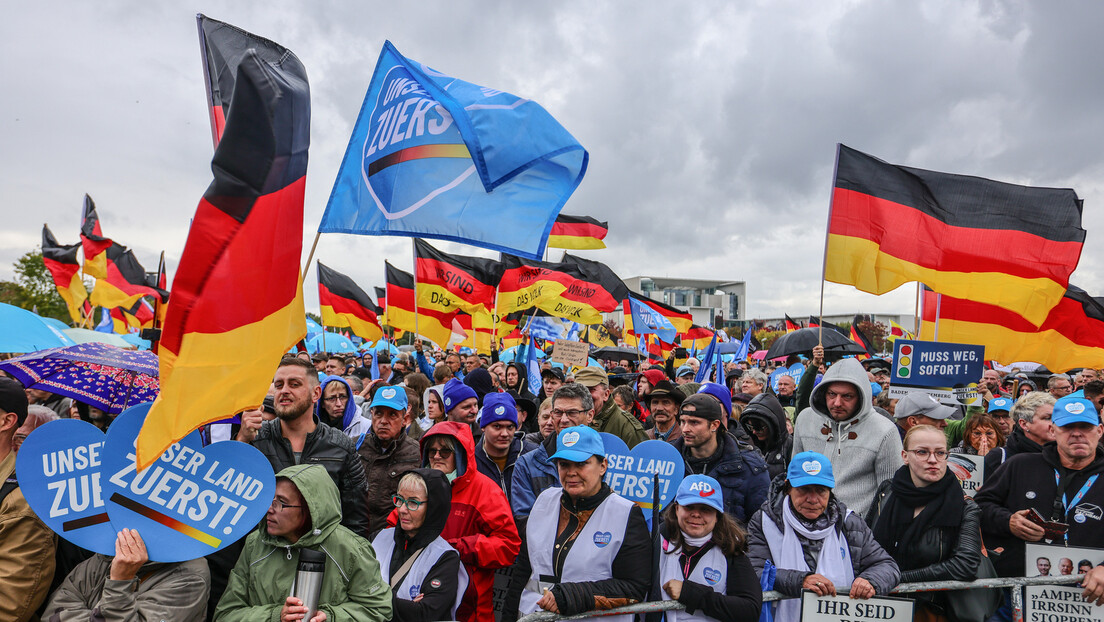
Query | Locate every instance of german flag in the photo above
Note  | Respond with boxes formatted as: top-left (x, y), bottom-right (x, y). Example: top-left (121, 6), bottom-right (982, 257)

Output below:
top-left (496, 253), bottom-right (627, 324)
top-left (414, 239), bottom-right (502, 316)
top-left (547, 214), bottom-right (608, 250)
top-left (375, 286), bottom-right (387, 314)
top-left (456, 312), bottom-right (493, 354)
top-left (785, 315), bottom-right (801, 332)
top-left (849, 315), bottom-right (876, 360)
top-left (888, 320), bottom-right (913, 343)
top-left (386, 261), bottom-right (456, 348)
top-left (118, 298), bottom-right (156, 330)
top-left (624, 293), bottom-right (693, 335)
top-left (136, 36), bottom-right (310, 469)
top-left (88, 243), bottom-right (168, 311)
top-left (681, 325), bottom-right (717, 351)
top-left (919, 286), bottom-right (1104, 372)
top-left (42, 225), bottom-right (89, 324)
top-left (826, 144), bottom-right (1085, 327)
top-left (318, 262), bottom-right (383, 343)
top-left (80, 194), bottom-right (113, 280)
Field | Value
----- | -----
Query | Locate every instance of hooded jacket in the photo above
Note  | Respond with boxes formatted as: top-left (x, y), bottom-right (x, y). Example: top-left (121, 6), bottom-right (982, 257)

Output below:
top-left (405, 421), bottom-right (521, 622)
top-left (741, 393), bottom-right (793, 480)
top-left (374, 468), bottom-right (465, 622)
top-left (747, 475), bottom-right (900, 598)
top-left (315, 375), bottom-right (371, 440)
top-left (214, 464), bottom-right (393, 621)
top-left (474, 432), bottom-right (538, 504)
top-left (792, 358), bottom-right (903, 516)
top-left (44, 554), bottom-right (209, 622)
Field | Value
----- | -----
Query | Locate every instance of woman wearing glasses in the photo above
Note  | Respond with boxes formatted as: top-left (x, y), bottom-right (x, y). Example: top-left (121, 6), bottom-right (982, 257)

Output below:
top-left (371, 468), bottom-right (469, 622)
top-left (866, 425), bottom-right (984, 622)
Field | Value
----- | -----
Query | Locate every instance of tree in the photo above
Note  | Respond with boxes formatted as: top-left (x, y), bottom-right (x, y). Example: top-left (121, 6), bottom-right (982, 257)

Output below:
top-left (0, 251), bottom-right (74, 322)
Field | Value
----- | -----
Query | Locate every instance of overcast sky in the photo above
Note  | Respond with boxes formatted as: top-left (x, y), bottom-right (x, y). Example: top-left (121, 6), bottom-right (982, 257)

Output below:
top-left (4, 1), bottom-right (1103, 326)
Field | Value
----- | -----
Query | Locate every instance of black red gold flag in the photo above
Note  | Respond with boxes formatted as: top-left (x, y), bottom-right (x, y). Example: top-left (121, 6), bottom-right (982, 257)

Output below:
top-left (784, 315), bottom-right (801, 332)
top-left (80, 194), bottom-right (113, 280)
top-left (496, 253), bottom-right (628, 323)
top-left (547, 214), bottom-right (608, 250)
top-left (385, 261), bottom-right (455, 347)
top-left (42, 225), bottom-right (89, 324)
top-left (318, 262), bottom-right (383, 343)
top-left (88, 243), bottom-right (168, 311)
top-left (849, 315), bottom-right (876, 360)
top-left (414, 239), bottom-right (503, 316)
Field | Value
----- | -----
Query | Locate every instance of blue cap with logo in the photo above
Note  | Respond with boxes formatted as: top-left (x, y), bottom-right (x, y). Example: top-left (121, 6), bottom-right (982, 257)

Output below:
top-left (987, 397), bottom-right (1013, 413)
top-left (550, 425), bottom-right (605, 463)
top-left (479, 393), bottom-right (518, 428)
top-left (787, 451), bottom-right (835, 488)
top-left (674, 474), bottom-right (724, 513)
top-left (370, 385), bottom-right (408, 411)
top-left (1052, 396), bottom-right (1100, 427)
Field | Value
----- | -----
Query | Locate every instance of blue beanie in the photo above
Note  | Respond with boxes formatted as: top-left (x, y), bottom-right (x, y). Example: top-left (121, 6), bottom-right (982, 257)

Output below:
top-left (443, 378), bottom-right (478, 412)
top-left (479, 393), bottom-right (519, 428)
top-left (697, 382), bottom-right (733, 416)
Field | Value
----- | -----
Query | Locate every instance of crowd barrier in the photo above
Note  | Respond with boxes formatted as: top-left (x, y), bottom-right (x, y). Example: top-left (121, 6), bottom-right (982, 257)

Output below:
top-left (517, 573), bottom-right (1086, 622)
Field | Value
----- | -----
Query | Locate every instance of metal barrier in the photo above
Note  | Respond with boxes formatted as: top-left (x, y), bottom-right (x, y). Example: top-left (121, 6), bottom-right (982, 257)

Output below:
top-left (517, 574), bottom-right (1086, 622)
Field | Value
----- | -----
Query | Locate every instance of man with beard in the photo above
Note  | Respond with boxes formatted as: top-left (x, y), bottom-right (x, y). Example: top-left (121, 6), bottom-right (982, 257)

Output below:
top-left (252, 356), bottom-right (370, 537)
top-left (645, 380), bottom-right (683, 443)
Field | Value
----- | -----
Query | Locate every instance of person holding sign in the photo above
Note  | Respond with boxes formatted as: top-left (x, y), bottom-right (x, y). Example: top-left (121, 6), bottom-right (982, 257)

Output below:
top-left (504, 424), bottom-right (652, 622)
top-left (747, 451), bottom-right (900, 622)
top-left (867, 425), bottom-right (987, 621)
top-left (658, 474), bottom-right (763, 622)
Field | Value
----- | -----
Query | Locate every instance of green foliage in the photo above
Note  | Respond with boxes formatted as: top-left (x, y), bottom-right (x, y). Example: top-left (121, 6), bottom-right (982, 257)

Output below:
top-left (755, 329), bottom-right (786, 349)
top-left (0, 250), bottom-right (76, 323)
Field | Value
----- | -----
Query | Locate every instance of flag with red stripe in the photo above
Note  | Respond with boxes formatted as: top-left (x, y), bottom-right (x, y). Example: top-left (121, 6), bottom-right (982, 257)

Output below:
top-left (80, 194), bottom-right (113, 280)
top-left (548, 214), bottom-right (608, 250)
top-left (785, 315), bottom-right (801, 332)
top-left (414, 239), bottom-right (502, 316)
top-left (42, 225), bottom-right (89, 324)
top-left (496, 253), bottom-right (628, 323)
top-left (88, 242), bottom-right (168, 311)
top-left (318, 262), bottom-right (383, 342)
top-left (386, 261), bottom-right (456, 347)
top-left (849, 315), bottom-right (876, 360)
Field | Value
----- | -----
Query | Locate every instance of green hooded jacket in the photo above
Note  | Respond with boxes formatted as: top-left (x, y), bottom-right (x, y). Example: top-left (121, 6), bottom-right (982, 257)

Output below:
top-left (214, 464), bottom-right (392, 622)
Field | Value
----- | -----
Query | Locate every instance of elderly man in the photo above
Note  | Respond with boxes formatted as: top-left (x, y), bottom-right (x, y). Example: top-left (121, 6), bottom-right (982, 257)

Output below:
top-left (979, 368), bottom-right (1010, 400)
top-left (357, 386), bottom-right (421, 537)
top-left (774, 374), bottom-right (796, 408)
top-left (573, 367), bottom-right (647, 448)
top-left (791, 358), bottom-right (902, 516)
top-left (985, 392), bottom-right (1055, 475)
top-left (645, 380), bottom-right (684, 443)
top-left (1049, 374), bottom-right (1074, 399)
top-left (740, 369), bottom-right (768, 397)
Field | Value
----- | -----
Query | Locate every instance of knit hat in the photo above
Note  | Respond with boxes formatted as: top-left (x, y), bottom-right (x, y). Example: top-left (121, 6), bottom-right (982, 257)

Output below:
top-left (463, 368), bottom-right (495, 405)
top-left (696, 382), bottom-right (732, 416)
top-left (642, 368), bottom-right (667, 389)
top-left (679, 393), bottom-right (723, 422)
top-left (442, 378), bottom-right (477, 412)
top-left (479, 393), bottom-right (519, 428)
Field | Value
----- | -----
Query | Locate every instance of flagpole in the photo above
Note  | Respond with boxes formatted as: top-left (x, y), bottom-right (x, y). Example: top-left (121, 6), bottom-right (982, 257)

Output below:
top-left (817, 143), bottom-right (842, 348)
top-left (914, 282), bottom-right (921, 340)
top-left (934, 293), bottom-right (942, 341)
top-left (412, 239), bottom-right (420, 340)
top-left (301, 231), bottom-right (321, 285)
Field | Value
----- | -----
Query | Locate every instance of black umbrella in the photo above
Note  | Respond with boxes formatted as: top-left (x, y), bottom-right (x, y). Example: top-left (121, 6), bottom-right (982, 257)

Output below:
top-left (765, 327), bottom-right (867, 360)
top-left (590, 345), bottom-right (644, 362)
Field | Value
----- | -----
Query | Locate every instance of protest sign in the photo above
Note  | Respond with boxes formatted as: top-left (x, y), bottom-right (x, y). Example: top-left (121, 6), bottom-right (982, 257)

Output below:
top-left (947, 453), bottom-right (985, 497)
top-left (801, 591), bottom-right (913, 622)
top-left (1025, 544), bottom-right (1104, 578)
top-left (551, 339), bottom-right (589, 367)
top-left (16, 419), bottom-right (116, 555)
top-left (601, 434), bottom-right (684, 528)
top-left (1025, 585), bottom-right (1104, 622)
top-left (770, 363), bottom-right (805, 392)
top-left (889, 339), bottom-right (983, 406)
top-left (102, 403), bottom-right (276, 562)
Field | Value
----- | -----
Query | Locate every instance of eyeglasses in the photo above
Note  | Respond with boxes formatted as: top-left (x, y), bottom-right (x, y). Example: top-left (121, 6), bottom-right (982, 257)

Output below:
top-left (551, 408), bottom-right (587, 418)
top-left (392, 494), bottom-right (426, 511)
top-left (990, 413), bottom-right (1011, 419)
top-left (427, 447), bottom-right (454, 458)
top-left (270, 499), bottom-right (302, 512)
top-left (323, 395), bottom-right (348, 403)
top-left (907, 449), bottom-right (949, 460)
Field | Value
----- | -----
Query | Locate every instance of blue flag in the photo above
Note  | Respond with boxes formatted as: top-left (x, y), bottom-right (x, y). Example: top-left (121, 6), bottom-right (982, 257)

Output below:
top-left (524, 336), bottom-right (542, 392)
top-left (694, 332), bottom-right (718, 384)
top-left (735, 328), bottom-right (753, 360)
top-left (320, 41), bottom-right (588, 259)
top-left (627, 296), bottom-right (678, 344)
top-left (94, 308), bottom-right (114, 333)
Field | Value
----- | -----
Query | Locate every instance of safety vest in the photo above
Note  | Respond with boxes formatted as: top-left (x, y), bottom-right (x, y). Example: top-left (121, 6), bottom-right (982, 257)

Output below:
top-left (519, 488), bottom-right (634, 622)
top-left (658, 537), bottom-right (728, 622)
top-left (371, 529), bottom-right (469, 620)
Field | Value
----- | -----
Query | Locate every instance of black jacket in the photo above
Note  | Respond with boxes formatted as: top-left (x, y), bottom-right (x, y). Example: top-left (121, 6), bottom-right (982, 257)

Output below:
top-left (252, 416), bottom-right (370, 537)
top-left (975, 443), bottom-right (1104, 577)
top-left (983, 424), bottom-right (1043, 477)
top-left (672, 431), bottom-right (770, 525)
top-left (473, 432), bottom-right (537, 504)
top-left (740, 393), bottom-right (793, 480)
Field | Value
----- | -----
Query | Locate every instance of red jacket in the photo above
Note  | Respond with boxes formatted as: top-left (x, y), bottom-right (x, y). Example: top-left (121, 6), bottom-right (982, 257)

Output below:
top-left (389, 421), bottom-right (521, 621)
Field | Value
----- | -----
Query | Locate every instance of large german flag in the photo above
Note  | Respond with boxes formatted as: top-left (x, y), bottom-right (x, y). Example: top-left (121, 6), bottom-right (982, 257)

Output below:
top-left (79, 194), bottom-right (113, 280)
top-left (496, 253), bottom-right (627, 324)
top-left (548, 214), bottom-right (608, 250)
top-left (88, 243), bottom-right (168, 311)
top-left (826, 144), bottom-right (1085, 327)
top-left (318, 262), bottom-right (383, 342)
top-left (456, 312), bottom-right (494, 354)
top-left (680, 325), bottom-right (717, 351)
top-left (919, 286), bottom-right (1104, 372)
top-left (623, 293), bottom-right (693, 336)
top-left (136, 38), bottom-right (310, 469)
top-left (42, 225), bottom-right (89, 324)
top-left (385, 261), bottom-right (455, 347)
top-left (414, 239), bottom-right (502, 316)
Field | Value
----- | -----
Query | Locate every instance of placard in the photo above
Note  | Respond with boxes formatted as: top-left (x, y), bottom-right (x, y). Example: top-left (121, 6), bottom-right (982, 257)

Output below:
top-left (769, 363), bottom-right (805, 392)
top-left (1025, 543), bottom-right (1104, 578)
top-left (600, 434), bottom-right (684, 528)
top-left (1025, 585), bottom-right (1104, 622)
top-left (801, 591), bottom-right (913, 622)
top-left (947, 453), bottom-right (985, 497)
top-left (889, 339), bottom-right (983, 406)
top-left (551, 339), bottom-right (590, 367)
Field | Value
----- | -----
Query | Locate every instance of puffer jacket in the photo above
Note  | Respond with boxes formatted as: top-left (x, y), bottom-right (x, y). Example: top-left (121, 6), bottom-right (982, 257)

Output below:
top-left (214, 464), bottom-right (393, 621)
top-left (358, 431), bottom-right (421, 538)
top-left (747, 475), bottom-right (900, 597)
top-left (252, 416), bottom-right (370, 537)
top-left (741, 393), bottom-right (793, 480)
top-left (316, 375), bottom-right (371, 440)
top-left (672, 430), bottom-right (771, 525)
top-left (44, 555), bottom-right (209, 621)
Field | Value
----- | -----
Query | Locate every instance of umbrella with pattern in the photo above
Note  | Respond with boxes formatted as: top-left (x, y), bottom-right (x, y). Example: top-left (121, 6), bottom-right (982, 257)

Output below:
top-left (0, 342), bottom-right (159, 414)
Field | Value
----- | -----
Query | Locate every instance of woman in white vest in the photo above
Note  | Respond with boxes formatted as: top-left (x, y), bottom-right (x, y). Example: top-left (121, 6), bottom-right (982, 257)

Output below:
top-left (505, 424), bottom-right (652, 621)
top-left (659, 474), bottom-right (763, 621)
top-left (371, 468), bottom-right (468, 622)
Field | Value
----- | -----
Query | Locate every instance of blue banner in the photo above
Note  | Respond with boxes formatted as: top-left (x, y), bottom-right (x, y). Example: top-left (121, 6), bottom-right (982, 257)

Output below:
top-left (769, 363), bottom-right (805, 392)
top-left (627, 296), bottom-right (678, 344)
top-left (890, 339), bottom-right (984, 405)
top-left (320, 41), bottom-right (588, 259)
top-left (600, 434), bottom-right (684, 528)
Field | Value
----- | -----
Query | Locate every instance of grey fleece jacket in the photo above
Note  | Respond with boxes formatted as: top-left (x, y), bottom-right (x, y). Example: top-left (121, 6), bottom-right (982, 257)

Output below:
top-left (791, 358), bottom-right (902, 516)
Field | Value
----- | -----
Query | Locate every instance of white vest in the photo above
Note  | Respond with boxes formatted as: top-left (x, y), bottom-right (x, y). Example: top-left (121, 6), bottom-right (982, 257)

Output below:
top-left (371, 529), bottom-right (469, 620)
top-left (520, 488), bottom-right (634, 622)
top-left (658, 537), bottom-right (728, 622)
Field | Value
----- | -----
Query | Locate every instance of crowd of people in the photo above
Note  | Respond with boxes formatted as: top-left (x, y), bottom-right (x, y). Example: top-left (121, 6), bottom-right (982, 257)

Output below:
top-left (4, 339), bottom-right (1104, 622)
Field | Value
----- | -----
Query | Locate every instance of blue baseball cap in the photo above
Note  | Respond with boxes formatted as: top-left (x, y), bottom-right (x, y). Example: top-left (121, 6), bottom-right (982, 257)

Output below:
top-left (787, 451), bottom-right (835, 488)
top-left (676, 364), bottom-right (695, 378)
top-left (1052, 397), bottom-right (1100, 427)
top-left (988, 397), bottom-right (1013, 413)
top-left (674, 474), bottom-right (724, 513)
top-left (550, 425), bottom-right (605, 463)
top-left (370, 384), bottom-right (408, 411)
top-left (479, 393), bottom-right (518, 428)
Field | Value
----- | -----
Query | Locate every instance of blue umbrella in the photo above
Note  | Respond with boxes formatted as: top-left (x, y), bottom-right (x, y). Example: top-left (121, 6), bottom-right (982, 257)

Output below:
top-left (307, 332), bottom-right (357, 354)
top-left (40, 316), bottom-right (71, 332)
top-left (0, 303), bottom-right (74, 353)
top-left (121, 333), bottom-right (152, 350)
top-left (63, 328), bottom-right (132, 348)
top-left (359, 339), bottom-right (399, 356)
top-left (0, 342), bottom-right (159, 414)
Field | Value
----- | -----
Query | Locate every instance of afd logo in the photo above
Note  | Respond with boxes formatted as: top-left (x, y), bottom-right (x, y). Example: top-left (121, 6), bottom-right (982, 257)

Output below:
top-left (702, 567), bottom-right (722, 585)
top-left (687, 480), bottom-right (716, 498)
top-left (593, 531), bottom-right (612, 548)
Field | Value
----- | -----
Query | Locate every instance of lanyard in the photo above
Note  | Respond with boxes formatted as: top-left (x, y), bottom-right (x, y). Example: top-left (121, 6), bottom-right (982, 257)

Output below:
top-left (1052, 470), bottom-right (1098, 542)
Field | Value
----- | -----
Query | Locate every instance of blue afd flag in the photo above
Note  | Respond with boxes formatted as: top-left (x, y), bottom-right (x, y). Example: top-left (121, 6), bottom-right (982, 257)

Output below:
top-left (523, 336), bottom-right (542, 392)
top-left (694, 332), bottom-right (718, 383)
top-left (320, 41), bottom-right (588, 259)
top-left (627, 296), bottom-right (677, 344)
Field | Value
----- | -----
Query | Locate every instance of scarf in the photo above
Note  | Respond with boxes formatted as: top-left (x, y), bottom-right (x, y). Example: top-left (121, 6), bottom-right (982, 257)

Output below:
top-left (872, 465), bottom-right (964, 561)
top-left (764, 498), bottom-right (854, 622)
